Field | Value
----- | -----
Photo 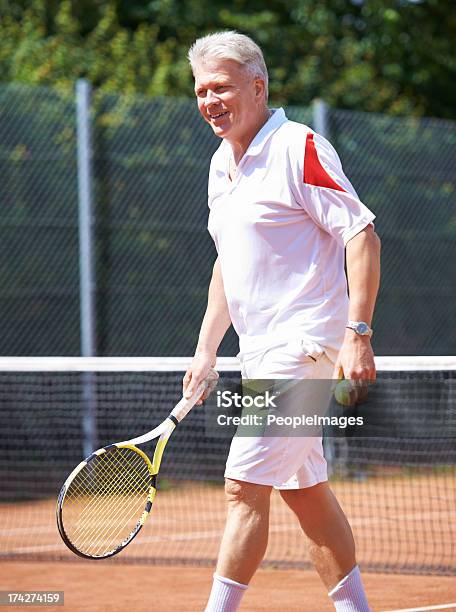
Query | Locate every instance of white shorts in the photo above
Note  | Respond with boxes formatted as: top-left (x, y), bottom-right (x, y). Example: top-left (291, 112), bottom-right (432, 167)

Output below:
top-left (224, 336), bottom-right (335, 490)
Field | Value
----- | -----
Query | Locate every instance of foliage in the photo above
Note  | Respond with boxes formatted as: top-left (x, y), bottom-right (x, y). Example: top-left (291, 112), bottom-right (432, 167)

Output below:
top-left (0, 0), bottom-right (455, 118)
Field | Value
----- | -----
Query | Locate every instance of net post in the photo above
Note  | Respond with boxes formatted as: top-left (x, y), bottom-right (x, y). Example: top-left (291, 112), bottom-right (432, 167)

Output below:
top-left (76, 79), bottom-right (97, 457)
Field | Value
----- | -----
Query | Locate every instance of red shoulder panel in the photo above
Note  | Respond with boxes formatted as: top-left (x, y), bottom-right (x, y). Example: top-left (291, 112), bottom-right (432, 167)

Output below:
top-left (304, 133), bottom-right (346, 192)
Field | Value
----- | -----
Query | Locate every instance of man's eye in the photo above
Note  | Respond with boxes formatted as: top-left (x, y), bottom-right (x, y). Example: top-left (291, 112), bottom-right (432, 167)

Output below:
top-left (197, 90), bottom-right (206, 97)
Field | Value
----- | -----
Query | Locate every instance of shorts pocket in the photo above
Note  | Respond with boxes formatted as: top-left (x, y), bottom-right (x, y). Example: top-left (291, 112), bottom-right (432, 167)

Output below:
top-left (237, 339), bottom-right (325, 378)
top-left (287, 339), bottom-right (324, 363)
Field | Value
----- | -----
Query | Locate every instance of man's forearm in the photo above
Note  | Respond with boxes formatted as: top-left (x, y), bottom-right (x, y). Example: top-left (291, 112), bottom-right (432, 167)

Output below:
top-left (195, 258), bottom-right (232, 358)
top-left (345, 225), bottom-right (381, 326)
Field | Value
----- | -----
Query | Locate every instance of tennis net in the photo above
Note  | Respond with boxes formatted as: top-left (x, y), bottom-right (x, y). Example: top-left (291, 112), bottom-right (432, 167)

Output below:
top-left (0, 356), bottom-right (454, 575)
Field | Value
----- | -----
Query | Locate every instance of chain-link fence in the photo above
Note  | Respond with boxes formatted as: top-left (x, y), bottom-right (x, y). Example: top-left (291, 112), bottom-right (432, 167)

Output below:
top-left (92, 93), bottom-right (219, 355)
top-left (0, 82), bottom-right (454, 356)
top-left (0, 84), bottom-right (80, 355)
top-left (330, 109), bottom-right (456, 355)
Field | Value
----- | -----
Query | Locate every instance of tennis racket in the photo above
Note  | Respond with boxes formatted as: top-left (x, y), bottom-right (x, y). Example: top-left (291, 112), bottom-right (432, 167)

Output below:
top-left (56, 368), bottom-right (219, 560)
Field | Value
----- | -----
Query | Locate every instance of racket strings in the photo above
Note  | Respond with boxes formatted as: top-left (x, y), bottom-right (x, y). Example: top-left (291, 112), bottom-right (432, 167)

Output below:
top-left (62, 447), bottom-right (152, 556)
top-left (73, 476), bottom-right (148, 555)
top-left (69, 449), bottom-right (149, 497)
top-left (65, 451), bottom-right (150, 555)
top-left (71, 483), bottom-right (145, 554)
top-left (68, 449), bottom-right (149, 519)
top-left (68, 459), bottom-right (147, 518)
top-left (67, 451), bottom-right (148, 518)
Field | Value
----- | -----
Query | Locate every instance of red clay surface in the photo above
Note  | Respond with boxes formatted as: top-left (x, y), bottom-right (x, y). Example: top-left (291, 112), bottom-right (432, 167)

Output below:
top-left (1, 474), bottom-right (454, 572)
top-left (1, 473), bottom-right (455, 610)
top-left (1, 562), bottom-right (455, 611)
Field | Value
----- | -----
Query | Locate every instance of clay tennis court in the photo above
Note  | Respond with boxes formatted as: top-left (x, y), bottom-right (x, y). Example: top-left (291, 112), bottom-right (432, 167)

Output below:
top-left (1, 474), bottom-right (455, 610)
top-left (2, 562), bottom-right (456, 611)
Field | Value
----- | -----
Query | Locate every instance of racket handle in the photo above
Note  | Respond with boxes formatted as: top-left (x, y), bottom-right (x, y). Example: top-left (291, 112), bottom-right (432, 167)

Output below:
top-left (171, 369), bottom-right (218, 423)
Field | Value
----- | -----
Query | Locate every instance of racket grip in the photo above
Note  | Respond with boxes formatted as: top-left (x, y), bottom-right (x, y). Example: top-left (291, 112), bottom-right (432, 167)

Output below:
top-left (171, 369), bottom-right (218, 423)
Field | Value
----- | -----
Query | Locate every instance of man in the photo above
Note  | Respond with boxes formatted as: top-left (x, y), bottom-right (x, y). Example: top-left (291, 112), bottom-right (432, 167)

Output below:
top-left (184, 31), bottom-right (381, 611)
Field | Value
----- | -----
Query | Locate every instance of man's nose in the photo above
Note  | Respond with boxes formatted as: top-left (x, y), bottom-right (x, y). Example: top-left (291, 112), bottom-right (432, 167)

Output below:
top-left (204, 90), bottom-right (219, 108)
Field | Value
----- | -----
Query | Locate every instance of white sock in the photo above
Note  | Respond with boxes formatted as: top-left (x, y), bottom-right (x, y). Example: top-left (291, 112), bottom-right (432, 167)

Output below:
top-left (205, 573), bottom-right (248, 612)
top-left (328, 565), bottom-right (370, 612)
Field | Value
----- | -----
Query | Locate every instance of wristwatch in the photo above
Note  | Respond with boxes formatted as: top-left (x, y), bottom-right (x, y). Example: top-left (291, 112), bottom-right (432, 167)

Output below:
top-left (346, 320), bottom-right (373, 337)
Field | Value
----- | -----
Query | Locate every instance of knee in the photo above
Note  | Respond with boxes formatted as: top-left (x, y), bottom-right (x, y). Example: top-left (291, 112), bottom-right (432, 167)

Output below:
top-left (224, 479), bottom-right (271, 508)
top-left (279, 482), bottom-right (330, 516)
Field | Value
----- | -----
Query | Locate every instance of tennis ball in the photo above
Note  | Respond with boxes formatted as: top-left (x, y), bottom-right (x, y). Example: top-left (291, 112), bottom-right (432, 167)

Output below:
top-left (334, 380), bottom-right (357, 406)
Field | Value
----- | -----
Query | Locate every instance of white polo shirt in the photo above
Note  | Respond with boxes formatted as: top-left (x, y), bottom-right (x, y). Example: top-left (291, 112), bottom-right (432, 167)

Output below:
top-left (207, 108), bottom-right (375, 362)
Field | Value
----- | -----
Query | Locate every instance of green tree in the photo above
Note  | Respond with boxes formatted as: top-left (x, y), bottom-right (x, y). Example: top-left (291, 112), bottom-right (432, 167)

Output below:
top-left (0, 0), bottom-right (455, 118)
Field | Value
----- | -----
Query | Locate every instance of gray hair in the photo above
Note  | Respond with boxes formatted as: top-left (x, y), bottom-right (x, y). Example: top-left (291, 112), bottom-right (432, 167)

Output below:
top-left (188, 31), bottom-right (269, 99)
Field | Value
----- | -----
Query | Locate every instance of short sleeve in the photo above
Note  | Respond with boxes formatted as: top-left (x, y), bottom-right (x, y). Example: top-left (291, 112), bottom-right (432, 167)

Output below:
top-left (291, 131), bottom-right (376, 246)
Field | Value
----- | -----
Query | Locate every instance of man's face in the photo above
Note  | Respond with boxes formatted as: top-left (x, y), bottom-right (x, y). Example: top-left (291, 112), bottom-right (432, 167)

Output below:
top-left (194, 59), bottom-right (265, 142)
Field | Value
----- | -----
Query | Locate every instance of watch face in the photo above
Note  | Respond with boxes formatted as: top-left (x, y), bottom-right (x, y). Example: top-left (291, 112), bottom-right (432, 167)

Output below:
top-left (356, 322), bottom-right (370, 335)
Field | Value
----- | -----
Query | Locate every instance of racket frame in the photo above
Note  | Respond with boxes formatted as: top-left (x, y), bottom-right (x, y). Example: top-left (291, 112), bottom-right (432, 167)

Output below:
top-left (56, 424), bottom-right (174, 560)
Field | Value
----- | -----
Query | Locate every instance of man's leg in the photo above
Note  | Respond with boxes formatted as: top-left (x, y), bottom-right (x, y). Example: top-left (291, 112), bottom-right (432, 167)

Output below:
top-left (217, 479), bottom-right (272, 582)
top-left (205, 478), bottom-right (272, 611)
top-left (280, 482), bottom-right (370, 610)
top-left (280, 482), bottom-right (354, 587)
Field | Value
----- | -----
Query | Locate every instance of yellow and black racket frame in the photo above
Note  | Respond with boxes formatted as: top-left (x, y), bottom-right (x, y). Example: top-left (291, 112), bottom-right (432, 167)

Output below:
top-left (56, 431), bottom-right (171, 560)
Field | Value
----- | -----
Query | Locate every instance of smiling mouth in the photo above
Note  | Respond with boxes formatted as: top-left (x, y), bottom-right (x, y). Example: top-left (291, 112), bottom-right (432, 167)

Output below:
top-left (209, 111), bottom-right (229, 120)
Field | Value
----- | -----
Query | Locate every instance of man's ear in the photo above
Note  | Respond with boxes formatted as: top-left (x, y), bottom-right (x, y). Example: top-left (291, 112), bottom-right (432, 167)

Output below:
top-left (254, 78), bottom-right (265, 98)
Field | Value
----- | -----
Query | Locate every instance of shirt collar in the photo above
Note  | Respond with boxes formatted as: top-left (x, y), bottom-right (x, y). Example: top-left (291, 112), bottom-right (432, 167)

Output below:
top-left (243, 107), bottom-right (288, 158)
top-left (220, 107), bottom-right (288, 161)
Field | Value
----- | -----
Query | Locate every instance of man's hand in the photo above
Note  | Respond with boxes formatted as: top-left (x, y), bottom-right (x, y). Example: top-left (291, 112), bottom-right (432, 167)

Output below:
top-left (333, 332), bottom-right (375, 405)
top-left (183, 351), bottom-right (218, 405)
top-left (334, 331), bottom-right (376, 382)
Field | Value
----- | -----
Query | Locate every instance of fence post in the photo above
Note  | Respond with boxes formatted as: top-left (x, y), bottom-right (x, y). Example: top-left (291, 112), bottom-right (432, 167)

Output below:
top-left (76, 79), bottom-right (97, 457)
top-left (313, 98), bottom-right (338, 475)
top-left (313, 98), bottom-right (329, 138)
top-left (77, 79), bottom-right (96, 358)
